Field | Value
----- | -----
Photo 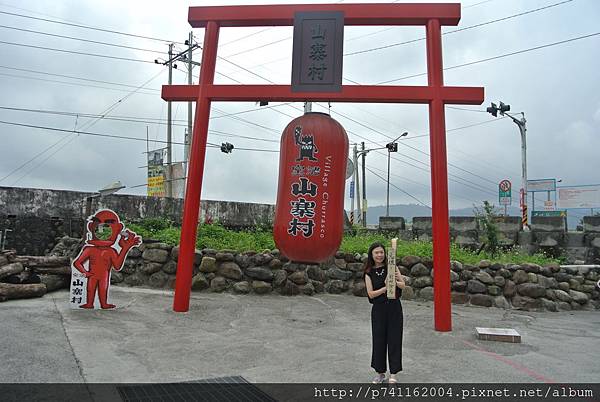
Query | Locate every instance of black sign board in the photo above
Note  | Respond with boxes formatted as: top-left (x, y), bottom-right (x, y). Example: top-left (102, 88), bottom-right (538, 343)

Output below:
top-left (291, 11), bottom-right (344, 92)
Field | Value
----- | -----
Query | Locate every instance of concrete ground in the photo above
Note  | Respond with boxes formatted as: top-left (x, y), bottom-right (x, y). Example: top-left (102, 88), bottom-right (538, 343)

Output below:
top-left (1, 286), bottom-right (599, 387)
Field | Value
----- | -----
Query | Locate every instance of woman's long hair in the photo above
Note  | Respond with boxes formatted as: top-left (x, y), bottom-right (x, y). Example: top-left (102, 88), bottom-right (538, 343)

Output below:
top-left (363, 241), bottom-right (388, 275)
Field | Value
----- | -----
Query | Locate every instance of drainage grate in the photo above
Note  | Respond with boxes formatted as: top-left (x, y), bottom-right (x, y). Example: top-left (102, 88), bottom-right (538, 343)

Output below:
top-left (117, 376), bottom-right (278, 402)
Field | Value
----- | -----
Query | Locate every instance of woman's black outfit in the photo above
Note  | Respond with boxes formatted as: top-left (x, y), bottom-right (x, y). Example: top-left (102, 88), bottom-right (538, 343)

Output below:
top-left (365, 266), bottom-right (403, 374)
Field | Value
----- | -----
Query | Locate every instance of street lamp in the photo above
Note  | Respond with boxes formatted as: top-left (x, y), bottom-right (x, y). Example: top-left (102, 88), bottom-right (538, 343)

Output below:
top-left (353, 133), bottom-right (408, 226)
top-left (85, 181), bottom-right (126, 218)
top-left (386, 132), bottom-right (408, 216)
top-left (487, 101), bottom-right (529, 229)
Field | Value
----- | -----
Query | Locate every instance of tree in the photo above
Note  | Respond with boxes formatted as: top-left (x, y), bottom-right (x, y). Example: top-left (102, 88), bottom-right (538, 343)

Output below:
top-left (474, 201), bottom-right (500, 257)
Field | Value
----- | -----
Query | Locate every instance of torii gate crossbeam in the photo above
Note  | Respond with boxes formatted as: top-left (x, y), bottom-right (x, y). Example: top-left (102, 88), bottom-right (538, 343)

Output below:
top-left (162, 3), bottom-right (484, 332)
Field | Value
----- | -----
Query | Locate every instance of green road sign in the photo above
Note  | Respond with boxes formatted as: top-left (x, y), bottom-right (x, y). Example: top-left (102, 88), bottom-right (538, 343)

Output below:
top-left (532, 210), bottom-right (567, 218)
top-left (499, 179), bottom-right (511, 206)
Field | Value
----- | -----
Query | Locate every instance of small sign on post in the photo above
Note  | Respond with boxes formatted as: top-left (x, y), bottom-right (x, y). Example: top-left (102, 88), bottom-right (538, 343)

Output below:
top-left (499, 179), bottom-right (512, 205)
top-left (291, 11), bottom-right (344, 92)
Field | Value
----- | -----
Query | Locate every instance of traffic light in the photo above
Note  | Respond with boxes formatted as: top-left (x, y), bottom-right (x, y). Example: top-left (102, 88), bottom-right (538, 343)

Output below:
top-left (486, 102), bottom-right (498, 117)
top-left (220, 142), bottom-right (234, 153)
top-left (386, 142), bottom-right (398, 152)
top-left (487, 101), bottom-right (511, 117)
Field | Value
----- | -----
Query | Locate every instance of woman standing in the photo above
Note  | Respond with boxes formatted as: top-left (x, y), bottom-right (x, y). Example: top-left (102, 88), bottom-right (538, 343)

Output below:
top-left (363, 241), bottom-right (406, 384)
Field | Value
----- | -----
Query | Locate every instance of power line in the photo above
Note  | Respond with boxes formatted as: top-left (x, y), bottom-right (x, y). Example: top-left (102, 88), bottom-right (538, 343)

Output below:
top-left (447, 106), bottom-right (487, 113)
top-left (81, 68), bottom-right (167, 132)
top-left (344, 0), bottom-right (574, 56)
top-left (0, 39), bottom-right (156, 64)
top-left (6, 69), bottom-right (166, 184)
top-left (218, 47), bottom-right (522, 196)
top-left (367, 164), bottom-right (479, 205)
top-left (0, 65), bottom-right (160, 91)
top-left (366, 166), bottom-right (431, 208)
top-left (2, 12), bottom-right (578, 198)
top-left (2, 26), bottom-right (564, 195)
top-left (0, 72), bottom-right (158, 95)
top-left (218, 28), bottom-right (272, 48)
top-left (0, 131), bottom-right (72, 183)
top-left (0, 84), bottom-right (503, 197)
top-left (0, 24), bottom-right (164, 53)
top-left (0, 10), bottom-right (180, 44)
top-left (238, 0), bottom-right (568, 65)
top-left (223, 36), bottom-right (291, 58)
top-left (378, 31), bottom-right (600, 84)
top-left (0, 104), bottom-right (291, 134)
top-left (321, 105), bottom-right (499, 186)
top-left (0, 119), bottom-right (203, 146)
top-left (0, 120), bottom-right (279, 153)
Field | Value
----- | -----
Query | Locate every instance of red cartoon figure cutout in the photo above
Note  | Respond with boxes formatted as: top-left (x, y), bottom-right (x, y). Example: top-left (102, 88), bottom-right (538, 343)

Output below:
top-left (70, 209), bottom-right (141, 309)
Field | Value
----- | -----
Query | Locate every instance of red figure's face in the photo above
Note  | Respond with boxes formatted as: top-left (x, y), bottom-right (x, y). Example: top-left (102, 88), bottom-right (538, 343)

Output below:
top-left (87, 210), bottom-right (123, 246)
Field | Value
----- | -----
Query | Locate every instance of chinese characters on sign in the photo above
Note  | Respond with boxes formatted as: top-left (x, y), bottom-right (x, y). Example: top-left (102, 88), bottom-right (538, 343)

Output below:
top-left (70, 276), bottom-right (85, 305)
top-left (291, 11), bottom-right (344, 92)
top-left (288, 125), bottom-right (319, 238)
top-left (274, 113), bottom-right (348, 263)
top-left (147, 148), bottom-right (166, 197)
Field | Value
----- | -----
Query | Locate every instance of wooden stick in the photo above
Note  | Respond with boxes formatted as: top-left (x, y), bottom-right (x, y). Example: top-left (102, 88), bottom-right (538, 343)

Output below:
top-left (387, 238), bottom-right (398, 299)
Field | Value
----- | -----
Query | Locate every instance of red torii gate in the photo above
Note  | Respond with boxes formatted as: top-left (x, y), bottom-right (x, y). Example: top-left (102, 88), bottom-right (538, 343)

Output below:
top-left (162, 3), bottom-right (484, 332)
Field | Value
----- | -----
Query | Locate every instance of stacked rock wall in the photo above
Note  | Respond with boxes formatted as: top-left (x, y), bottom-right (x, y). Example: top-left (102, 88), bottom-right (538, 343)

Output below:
top-left (107, 240), bottom-right (600, 312)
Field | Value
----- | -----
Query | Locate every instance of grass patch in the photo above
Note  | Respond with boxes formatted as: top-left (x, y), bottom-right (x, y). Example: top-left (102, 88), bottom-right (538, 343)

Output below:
top-left (125, 220), bottom-right (560, 265)
top-left (339, 233), bottom-right (558, 265)
top-left (127, 221), bottom-right (275, 252)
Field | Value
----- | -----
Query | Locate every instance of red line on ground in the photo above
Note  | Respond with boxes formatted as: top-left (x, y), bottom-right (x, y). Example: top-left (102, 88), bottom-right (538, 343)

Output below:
top-left (461, 339), bottom-right (557, 383)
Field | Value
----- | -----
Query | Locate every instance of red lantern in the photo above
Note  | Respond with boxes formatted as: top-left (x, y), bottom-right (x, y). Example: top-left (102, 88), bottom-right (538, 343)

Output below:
top-left (274, 112), bottom-right (349, 263)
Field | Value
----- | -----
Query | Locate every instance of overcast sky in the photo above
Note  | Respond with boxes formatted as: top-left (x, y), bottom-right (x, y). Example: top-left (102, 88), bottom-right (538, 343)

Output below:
top-left (0, 0), bottom-right (598, 221)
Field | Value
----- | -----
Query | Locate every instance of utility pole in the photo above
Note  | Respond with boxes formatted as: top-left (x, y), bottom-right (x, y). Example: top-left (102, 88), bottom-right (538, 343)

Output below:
top-left (385, 132), bottom-right (407, 216)
top-left (304, 101), bottom-right (312, 114)
top-left (186, 32), bottom-right (193, 182)
top-left (354, 144), bottom-right (361, 225)
top-left (166, 42), bottom-right (174, 198)
top-left (361, 141), bottom-right (367, 227)
top-left (155, 38), bottom-right (200, 198)
top-left (487, 102), bottom-right (528, 229)
top-left (350, 144), bottom-right (357, 226)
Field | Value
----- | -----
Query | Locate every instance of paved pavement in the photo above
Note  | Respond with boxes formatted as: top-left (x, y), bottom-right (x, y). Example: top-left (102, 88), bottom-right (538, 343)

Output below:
top-left (2, 286), bottom-right (599, 387)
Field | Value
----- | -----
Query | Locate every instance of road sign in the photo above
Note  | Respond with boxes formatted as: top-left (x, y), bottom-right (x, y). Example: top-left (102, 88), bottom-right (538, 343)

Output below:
top-left (532, 210), bottom-right (566, 218)
top-left (349, 180), bottom-right (354, 198)
top-left (544, 200), bottom-right (555, 211)
top-left (499, 180), bottom-right (511, 206)
top-left (557, 185), bottom-right (600, 209)
top-left (527, 178), bottom-right (556, 192)
top-left (346, 158), bottom-right (354, 180)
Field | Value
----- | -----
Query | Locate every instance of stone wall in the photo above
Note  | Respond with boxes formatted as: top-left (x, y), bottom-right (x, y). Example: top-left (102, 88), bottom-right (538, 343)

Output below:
top-left (3, 238), bottom-right (599, 312)
top-left (406, 216), bottom-right (599, 264)
top-left (0, 186), bottom-right (274, 255)
top-left (116, 245), bottom-right (600, 312)
top-left (0, 215), bottom-right (84, 256)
